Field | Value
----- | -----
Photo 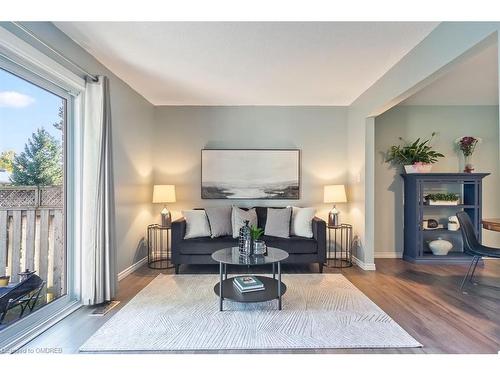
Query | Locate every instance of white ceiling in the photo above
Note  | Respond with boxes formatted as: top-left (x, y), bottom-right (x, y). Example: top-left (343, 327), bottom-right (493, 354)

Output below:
top-left (55, 22), bottom-right (438, 106)
top-left (402, 41), bottom-right (499, 106)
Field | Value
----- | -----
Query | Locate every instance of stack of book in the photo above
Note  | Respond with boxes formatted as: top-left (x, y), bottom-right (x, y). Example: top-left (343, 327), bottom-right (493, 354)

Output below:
top-left (233, 276), bottom-right (265, 293)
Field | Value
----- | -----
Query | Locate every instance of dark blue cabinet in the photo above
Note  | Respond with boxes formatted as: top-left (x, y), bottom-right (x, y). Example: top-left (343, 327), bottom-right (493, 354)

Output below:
top-left (401, 173), bottom-right (489, 263)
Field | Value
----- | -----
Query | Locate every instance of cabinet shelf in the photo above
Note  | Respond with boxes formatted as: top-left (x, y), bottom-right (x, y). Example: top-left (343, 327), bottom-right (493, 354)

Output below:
top-left (421, 204), bottom-right (475, 209)
top-left (401, 173), bottom-right (489, 264)
top-left (421, 228), bottom-right (461, 234)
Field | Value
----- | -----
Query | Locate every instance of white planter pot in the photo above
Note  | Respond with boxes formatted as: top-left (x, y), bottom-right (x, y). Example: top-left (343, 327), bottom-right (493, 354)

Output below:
top-left (404, 163), bottom-right (433, 173)
top-left (427, 200), bottom-right (460, 206)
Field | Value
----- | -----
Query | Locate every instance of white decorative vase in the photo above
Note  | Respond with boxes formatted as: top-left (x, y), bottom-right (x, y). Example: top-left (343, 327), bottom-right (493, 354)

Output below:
top-left (428, 238), bottom-right (453, 256)
top-left (447, 216), bottom-right (460, 231)
top-left (464, 155), bottom-right (474, 173)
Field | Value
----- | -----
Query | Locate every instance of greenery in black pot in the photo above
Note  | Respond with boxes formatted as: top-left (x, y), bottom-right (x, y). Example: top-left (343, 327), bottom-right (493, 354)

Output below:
top-left (250, 225), bottom-right (264, 241)
top-left (386, 132), bottom-right (444, 165)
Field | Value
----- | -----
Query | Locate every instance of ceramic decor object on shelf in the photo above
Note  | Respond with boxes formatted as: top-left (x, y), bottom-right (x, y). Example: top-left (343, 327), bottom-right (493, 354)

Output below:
top-left (448, 216), bottom-right (460, 231)
top-left (428, 238), bottom-right (453, 256)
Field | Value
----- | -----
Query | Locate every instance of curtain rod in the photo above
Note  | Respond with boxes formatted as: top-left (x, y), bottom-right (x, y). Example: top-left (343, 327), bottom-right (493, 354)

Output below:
top-left (12, 22), bottom-right (99, 82)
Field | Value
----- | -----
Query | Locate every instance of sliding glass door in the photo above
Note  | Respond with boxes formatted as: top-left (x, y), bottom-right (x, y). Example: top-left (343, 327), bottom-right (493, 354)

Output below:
top-left (0, 59), bottom-right (74, 335)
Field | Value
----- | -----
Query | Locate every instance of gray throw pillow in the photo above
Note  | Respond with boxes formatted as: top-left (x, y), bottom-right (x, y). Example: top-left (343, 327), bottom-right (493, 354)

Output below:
top-left (265, 207), bottom-right (292, 238)
top-left (205, 207), bottom-right (232, 238)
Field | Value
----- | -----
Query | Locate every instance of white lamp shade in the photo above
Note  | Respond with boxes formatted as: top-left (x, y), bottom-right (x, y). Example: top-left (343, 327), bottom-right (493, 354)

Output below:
top-left (153, 185), bottom-right (176, 203)
top-left (324, 185), bottom-right (347, 203)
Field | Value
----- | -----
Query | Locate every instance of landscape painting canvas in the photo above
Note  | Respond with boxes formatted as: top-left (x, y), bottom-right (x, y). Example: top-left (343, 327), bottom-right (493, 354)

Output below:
top-left (201, 149), bottom-right (300, 199)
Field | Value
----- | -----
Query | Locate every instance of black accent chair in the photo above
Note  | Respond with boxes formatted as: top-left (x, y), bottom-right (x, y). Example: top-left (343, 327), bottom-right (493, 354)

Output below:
top-left (456, 211), bottom-right (500, 292)
top-left (0, 274), bottom-right (45, 326)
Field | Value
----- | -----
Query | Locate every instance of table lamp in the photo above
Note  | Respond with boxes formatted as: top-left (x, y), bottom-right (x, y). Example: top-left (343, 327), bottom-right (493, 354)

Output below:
top-left (324, 185), bottom-right (347, 227)
top-left (153, 185), bottom-right (176, 227)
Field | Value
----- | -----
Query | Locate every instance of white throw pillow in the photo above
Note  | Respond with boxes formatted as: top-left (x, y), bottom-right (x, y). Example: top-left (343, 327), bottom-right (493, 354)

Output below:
top-left (289, 206), bottom-right (316, 238)
top-left (231, 206), bottom-right (258, 238)
top-left (182, 210), bottom-right (211, 239)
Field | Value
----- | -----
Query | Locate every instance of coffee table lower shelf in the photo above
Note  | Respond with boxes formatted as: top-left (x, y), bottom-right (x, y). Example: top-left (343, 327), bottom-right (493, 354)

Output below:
top-left (214, 276), bottom-right (286, 310)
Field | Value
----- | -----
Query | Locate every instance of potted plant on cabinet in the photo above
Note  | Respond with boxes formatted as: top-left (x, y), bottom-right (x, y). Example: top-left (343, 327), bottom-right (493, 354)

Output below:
top-left (424, 193), bottom-right (460, 206)
top-left (386, 132), bottom-right (444, 173)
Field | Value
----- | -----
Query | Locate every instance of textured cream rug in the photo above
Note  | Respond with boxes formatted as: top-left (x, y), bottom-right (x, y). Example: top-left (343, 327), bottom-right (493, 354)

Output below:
top-left (80, 274), bottom-right (421, 352)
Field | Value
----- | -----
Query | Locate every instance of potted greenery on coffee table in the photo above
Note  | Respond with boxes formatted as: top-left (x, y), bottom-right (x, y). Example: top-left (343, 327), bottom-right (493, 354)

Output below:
top-left (250, 225), bottom-right (266, 255)
top-left (386, 132), bottom-right (444, 173)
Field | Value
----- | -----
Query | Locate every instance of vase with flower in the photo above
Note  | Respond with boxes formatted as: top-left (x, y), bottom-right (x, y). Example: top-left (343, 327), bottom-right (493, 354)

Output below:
top-left (456, 136), bottom-right (481, 173)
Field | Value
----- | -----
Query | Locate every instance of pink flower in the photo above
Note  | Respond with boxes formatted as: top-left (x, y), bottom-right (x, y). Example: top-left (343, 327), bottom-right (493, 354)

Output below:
top-left (458, 136), bottom-right (479, 157)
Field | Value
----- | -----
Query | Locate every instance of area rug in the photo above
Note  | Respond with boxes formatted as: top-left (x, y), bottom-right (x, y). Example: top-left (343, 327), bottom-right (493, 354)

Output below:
top-left (80, 274), bottom-right (421, 352)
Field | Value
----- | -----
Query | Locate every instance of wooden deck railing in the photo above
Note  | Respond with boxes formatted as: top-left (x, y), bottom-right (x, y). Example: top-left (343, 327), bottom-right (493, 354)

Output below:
top-left (0, 186), bottom-right (64, 300)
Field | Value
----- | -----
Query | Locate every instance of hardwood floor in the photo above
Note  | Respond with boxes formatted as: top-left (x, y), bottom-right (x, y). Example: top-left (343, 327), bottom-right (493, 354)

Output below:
top-left (19, 259), bottom-right (500, 354)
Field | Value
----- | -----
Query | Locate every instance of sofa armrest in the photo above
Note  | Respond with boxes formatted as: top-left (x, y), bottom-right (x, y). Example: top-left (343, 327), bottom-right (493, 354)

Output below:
top-left (312, 217), bottom-right (326, 262)
top-left (171, 217), bottom-right (186, 262)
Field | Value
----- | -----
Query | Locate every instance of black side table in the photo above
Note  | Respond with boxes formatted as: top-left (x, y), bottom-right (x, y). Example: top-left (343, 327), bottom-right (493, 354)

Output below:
top-left (147, 224), bottom-right (173, 269)
top-left (326, 224), bottom-right (353, 268)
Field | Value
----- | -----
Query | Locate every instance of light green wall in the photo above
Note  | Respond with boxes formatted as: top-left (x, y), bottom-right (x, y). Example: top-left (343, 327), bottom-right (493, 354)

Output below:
top-left (375, 105), bottom-right (500, 256)
top-left (153, 106), bottom-right (349, 223)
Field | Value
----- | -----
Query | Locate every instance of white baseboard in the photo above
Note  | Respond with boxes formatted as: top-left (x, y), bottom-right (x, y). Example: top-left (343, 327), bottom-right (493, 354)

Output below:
top-left (352, 256), bottom-right (376, 271)
top-left (375, 252), bottom-right (403, 259)
top-left (118, 256), bottom-right (148, 281)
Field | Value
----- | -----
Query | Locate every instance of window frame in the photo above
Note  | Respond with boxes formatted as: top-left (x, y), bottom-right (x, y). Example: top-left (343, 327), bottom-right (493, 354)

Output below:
top-left (0, 26), bottom-right (85, 352)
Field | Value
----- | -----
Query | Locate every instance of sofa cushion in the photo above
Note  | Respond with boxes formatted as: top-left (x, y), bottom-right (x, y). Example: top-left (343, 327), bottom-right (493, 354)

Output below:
top-left (264, 207), bottom-right (291, 238)
top-left (255, 207), bottom-right (268, 228)
top-left (205, 207), bottom-right (232, 238)
top-left (231, 206), bottom-right (257, 238)
top-left (182, 210), bottom-right (211, 239)
top-left (262, 235), bottom-right (318, 254)
top-left (178, 236), bottom-right (237, 255)
top-left (290, 206), bottom-right (316, 238)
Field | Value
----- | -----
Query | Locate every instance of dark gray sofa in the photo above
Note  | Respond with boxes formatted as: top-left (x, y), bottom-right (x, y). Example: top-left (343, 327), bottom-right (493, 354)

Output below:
top-left (171, 207), bottom-right (326, 274)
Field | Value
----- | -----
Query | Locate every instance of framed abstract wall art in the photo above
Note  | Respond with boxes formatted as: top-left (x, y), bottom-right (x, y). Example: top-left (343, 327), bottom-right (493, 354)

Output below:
top-left (201, 149), bottom-right (300, 199)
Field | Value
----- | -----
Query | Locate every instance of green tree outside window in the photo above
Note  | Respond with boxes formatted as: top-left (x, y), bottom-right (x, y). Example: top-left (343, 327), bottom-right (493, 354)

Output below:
top-left (10, 128), bottom-right (63, 186)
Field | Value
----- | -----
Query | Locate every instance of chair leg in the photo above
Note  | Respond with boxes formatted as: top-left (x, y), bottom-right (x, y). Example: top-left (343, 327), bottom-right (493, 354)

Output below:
top-left (319, 263), bottom-right (323, 273)
top-left (469, 256), bottom-right (480, 285)
top-left (25, 284), bottom-right (45, 314)
top-left (1, 299), bottom-right (13, 324)
top-left (175, 265), bottom-right (180, 274)
top-left (19, 302), bottom-right (29, 318)
top-left (460, 256), bottom-right (478, 292)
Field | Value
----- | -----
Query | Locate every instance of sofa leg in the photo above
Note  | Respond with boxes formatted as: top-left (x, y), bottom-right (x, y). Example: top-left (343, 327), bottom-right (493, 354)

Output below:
top-left (175, 265), bottom-right (180, 274)
top-left (319, 263), bottom-right (323, 273)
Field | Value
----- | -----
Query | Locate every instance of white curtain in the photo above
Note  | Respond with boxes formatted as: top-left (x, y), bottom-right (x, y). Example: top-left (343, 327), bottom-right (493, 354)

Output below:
top-left (81, 76), bottom-right (117, 305)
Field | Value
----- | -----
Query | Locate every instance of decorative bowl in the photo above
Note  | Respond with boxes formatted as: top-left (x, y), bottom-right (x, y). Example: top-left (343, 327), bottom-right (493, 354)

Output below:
top-left (428, 238), bottom-right (453, 256)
